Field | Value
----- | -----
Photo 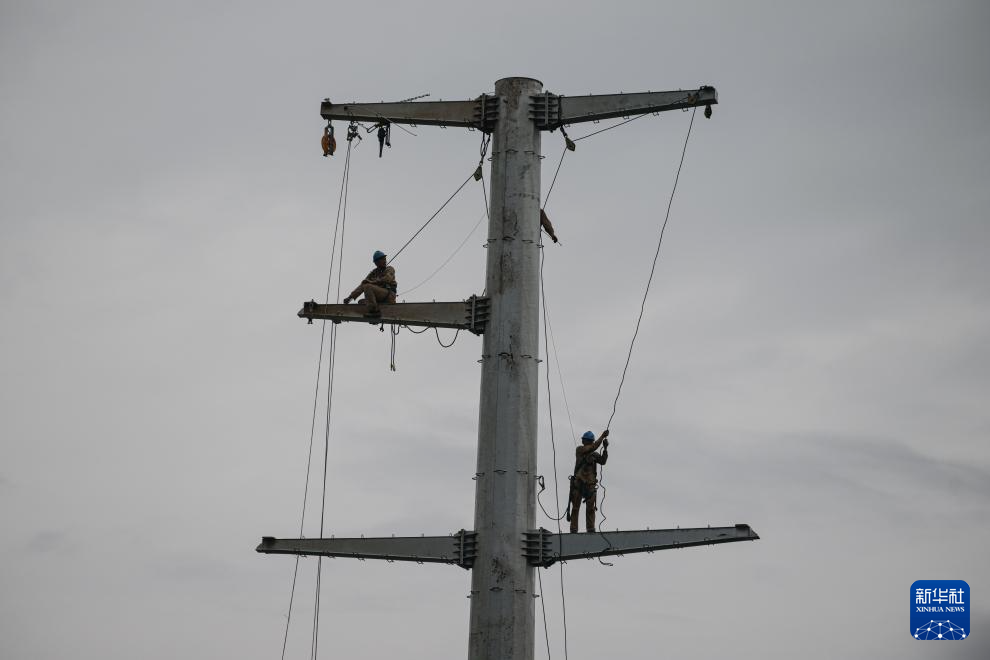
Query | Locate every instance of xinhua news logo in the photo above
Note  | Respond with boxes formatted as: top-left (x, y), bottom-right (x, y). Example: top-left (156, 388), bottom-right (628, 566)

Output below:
top-left (910, 580), bottom-right (970, 640)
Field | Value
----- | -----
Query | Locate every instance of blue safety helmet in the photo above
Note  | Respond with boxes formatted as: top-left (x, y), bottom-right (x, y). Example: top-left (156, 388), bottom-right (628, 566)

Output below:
top-left (581, 431), bottom-right (595, 443)
top-left (372, 250), bottom-right (387, 263)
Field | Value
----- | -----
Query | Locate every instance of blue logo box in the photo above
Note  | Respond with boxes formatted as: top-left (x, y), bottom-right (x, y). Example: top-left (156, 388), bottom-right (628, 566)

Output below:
top-left (911, 580), bottom-right (970, 640)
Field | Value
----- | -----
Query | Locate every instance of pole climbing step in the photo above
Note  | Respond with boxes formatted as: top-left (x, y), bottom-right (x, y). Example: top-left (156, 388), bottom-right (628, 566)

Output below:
top-left (299, 295), bottom-right (490, 334)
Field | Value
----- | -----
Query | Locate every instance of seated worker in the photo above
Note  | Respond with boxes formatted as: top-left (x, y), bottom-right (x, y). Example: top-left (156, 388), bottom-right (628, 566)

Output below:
top-left (343, 250), bottom-right (397, 316)
top-left (568, 429), bottom-right (609, 533)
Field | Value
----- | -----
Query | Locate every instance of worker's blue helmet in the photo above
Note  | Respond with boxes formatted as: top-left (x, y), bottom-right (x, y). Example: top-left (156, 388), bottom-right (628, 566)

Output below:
top-left (372, 250), bottom-right (387, 263)
top-left (581, 431), bottom-right (595, 443)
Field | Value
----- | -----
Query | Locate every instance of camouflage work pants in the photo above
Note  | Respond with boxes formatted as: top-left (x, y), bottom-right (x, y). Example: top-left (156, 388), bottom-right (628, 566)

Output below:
top-left (568, 479), bottom-right (597, 533)
top-left (359, 283), bottom-right (396, 312)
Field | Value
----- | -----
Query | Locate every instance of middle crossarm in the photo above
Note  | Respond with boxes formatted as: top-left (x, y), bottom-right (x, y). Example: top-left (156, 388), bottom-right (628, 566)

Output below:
top-left (298, 297), bottom-right (489, 334)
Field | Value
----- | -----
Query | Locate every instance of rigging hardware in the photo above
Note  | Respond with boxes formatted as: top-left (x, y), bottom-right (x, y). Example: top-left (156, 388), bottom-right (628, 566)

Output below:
top-left (321, 122), bottom-right (336, 157)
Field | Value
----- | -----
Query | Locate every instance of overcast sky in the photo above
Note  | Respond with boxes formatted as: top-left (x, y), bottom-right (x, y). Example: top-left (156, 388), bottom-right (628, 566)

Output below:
top-left (2, 2), bottom-right (989, 659)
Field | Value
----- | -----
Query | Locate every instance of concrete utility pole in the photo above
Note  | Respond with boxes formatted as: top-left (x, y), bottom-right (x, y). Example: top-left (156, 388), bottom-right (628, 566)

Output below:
top-left (259, 77), bottom-right (758, 660)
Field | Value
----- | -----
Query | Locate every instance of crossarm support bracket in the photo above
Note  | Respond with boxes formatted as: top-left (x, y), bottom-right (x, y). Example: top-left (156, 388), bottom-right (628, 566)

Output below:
top-left (524, 524), bottom-right (758, 567)
top-left (257, 530), bottom-right (478, 569)
top-left (299, 296), bottom-right (490, 334)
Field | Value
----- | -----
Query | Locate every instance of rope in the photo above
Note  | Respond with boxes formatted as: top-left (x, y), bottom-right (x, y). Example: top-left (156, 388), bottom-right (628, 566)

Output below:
top-left (573, 112), bottom-right (650, 142)
top-left (399, 163), bottom-right (490, 297)
top-left (310, 559), bottom-right (322, 660)
top-left (390, 324), bottom-right (399, 371)
top-left (313, 140), bottom-right (351, 660)
top-left (569, 95), bottom-right (694, 144)
top-left (398, 210), bottom-right (485, 297)
top-left (537, 476), bottom-right (565, 522)
top-left (311, 132), bottom-right (353, 658)
top-left (543, 148), bottom-right (568, 210)
top-left (389, 166), bottom-right (479, 265)
top-left (390, 133), bottom-right (488, 265)
top-left (543, 299), bottom-right (577, 444)
top-left (537, 569), bottom-right (552, 659)
top-left (280, 139), bottom-right (354, 660)
top-left (539, 242), bottom-right (569, 660)
top-left (593, 107), bottom-right (698, 564)
top-left (605, 106), bottom-right (697, 431)
top-left (540, 249), bottom-right (566, 528)
top-left (392, 131), bottom-right (488, 282)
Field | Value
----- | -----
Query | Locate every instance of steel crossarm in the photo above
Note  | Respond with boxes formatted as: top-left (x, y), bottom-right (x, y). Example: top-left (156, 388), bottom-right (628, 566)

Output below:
top-left (320, 96), bottom-right (498, 131)
top-left (556, 87), bottom-right (717, 126)
top-left (524, 524), bottom-right (758, 567)
top-left (298, 296), bottom-right (490, 334)
top-left (257, 530), bottom-right (478, 569)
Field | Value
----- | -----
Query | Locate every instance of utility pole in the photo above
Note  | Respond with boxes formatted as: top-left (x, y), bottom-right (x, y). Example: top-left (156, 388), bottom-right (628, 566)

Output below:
top-left (259, 77), bottom-right (758, 660)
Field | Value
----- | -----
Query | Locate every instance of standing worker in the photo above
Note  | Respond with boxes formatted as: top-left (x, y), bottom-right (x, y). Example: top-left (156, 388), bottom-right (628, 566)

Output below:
top-left (343, 250), bottom-right (397, 316)
top-left (568, 429), bottom-right (609, 533)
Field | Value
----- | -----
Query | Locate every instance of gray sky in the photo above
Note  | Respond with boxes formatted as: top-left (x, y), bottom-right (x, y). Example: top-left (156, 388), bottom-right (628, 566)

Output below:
top-left (2, 1), bottom-right (989, 659)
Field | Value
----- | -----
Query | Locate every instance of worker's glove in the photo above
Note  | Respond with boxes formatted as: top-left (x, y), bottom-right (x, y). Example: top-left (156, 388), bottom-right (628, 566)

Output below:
top-left (603, 438), bottom-right (609, 449)
top-left (600, 429), bottom-right (609, 440)
top-left (343, 297), bottom-right (352, 304)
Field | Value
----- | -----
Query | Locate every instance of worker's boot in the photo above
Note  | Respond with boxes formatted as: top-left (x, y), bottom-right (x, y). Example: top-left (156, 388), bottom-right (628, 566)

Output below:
top-left (360, 298), bottom-right (381, 317)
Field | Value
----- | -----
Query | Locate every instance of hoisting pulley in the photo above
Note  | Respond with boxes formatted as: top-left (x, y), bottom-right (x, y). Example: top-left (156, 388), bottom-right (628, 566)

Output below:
top-left (347, 121), bottom-right (362, 143)
top-left (322, 122), bottom-right (337, 157)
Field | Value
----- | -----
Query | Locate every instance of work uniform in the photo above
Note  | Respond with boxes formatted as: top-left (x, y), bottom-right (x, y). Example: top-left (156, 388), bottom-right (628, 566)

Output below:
top-left (540, 209), bottom-right (559, 243)
top-left (569, 438), bottom-right (608, 533)
top-left (349, 265), bottom-right (397, 313)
